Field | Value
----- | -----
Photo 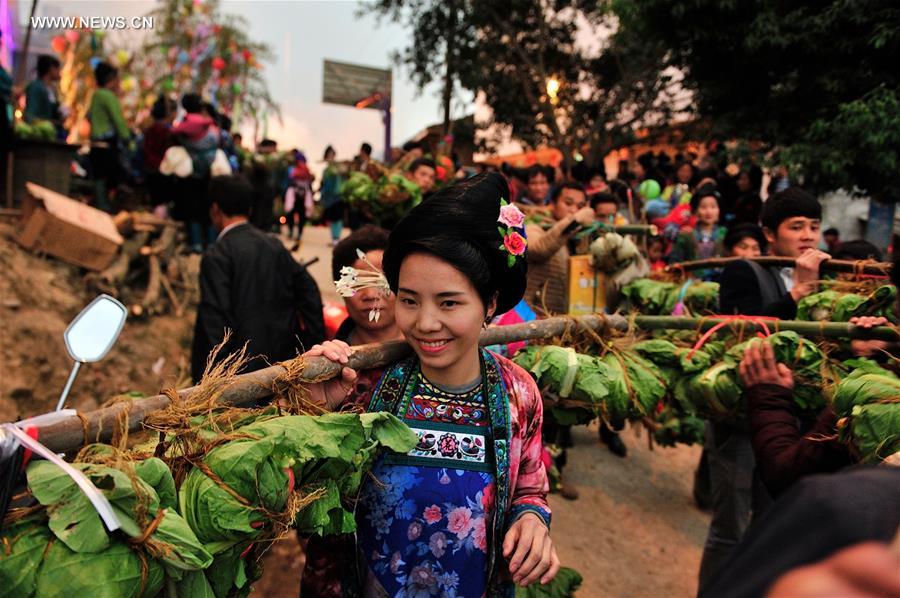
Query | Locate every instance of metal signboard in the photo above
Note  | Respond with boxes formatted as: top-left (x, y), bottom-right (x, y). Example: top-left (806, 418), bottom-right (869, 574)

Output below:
top-left (322, 59), bottom-right (392, 109)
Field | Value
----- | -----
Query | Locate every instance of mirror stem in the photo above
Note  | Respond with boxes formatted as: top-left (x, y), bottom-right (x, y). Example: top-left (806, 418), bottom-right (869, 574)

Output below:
top-left (56, 361), bottom-right (82, 412)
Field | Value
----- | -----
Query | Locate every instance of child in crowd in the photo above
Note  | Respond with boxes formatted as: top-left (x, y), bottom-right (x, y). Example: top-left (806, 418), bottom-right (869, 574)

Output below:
top-left (724, 223), bottom-right (767, 258)
top-left (590, 191), bottom-right (629, 226)
top-left (647, 236), bottom-right (667, 272)
top-left (330, 225), bottom-right (404, 346)
top-left (667, 186), bottom-right (727, 278)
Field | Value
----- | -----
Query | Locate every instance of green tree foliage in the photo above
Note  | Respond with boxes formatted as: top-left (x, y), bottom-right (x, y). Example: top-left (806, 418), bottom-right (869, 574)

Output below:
top-left (611, 0), bottom-right (900, 198)
top-left (365, 0), bottom-right (681, 165)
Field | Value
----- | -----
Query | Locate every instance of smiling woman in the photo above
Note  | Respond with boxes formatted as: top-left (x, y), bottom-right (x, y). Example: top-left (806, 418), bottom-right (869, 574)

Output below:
top-left (302, 172), bottom-right (557, 597)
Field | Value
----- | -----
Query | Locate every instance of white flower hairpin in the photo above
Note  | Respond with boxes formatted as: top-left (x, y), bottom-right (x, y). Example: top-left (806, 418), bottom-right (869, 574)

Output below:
top-left (334, 249), bottom-right (392, 322)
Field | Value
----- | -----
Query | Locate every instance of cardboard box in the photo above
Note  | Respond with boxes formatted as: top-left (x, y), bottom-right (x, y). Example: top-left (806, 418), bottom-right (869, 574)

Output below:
top-left (17, 183), bottom-right (124, 271)
top-left (567, 255), bottom-right (606, 315)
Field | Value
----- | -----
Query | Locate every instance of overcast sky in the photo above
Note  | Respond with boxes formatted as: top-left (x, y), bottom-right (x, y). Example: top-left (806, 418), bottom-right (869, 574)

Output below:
top-left (22, 0), bottom-right (471, 163)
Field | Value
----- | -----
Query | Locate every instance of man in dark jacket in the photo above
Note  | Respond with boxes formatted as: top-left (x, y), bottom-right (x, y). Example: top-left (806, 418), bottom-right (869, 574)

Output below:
top-left (719, 187), bottom-right (829, 319)
top-left (700, 187), bottom-right (830, 590)
top-left (191, 175), bottom-right (324, 383)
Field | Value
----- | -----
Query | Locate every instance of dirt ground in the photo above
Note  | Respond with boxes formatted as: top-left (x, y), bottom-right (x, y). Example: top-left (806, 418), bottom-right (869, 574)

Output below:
top-left (0, 221), bottom-right (199, 420)
top-left (0, 222), bottom-right (710, 597)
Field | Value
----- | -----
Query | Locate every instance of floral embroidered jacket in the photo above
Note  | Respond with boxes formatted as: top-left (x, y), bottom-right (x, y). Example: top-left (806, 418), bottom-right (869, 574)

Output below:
top-left (301, 349), bottom-right (550, 596)
top-left (368, 350), bottom-right (551, 583)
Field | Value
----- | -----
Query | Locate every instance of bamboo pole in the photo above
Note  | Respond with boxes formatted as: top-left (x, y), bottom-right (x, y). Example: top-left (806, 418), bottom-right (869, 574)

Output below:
top-left (575, 223), bottom-right (658, 238)
top-left (667, 256), bottom-right (892, 276)
top-left (20, 313), bottom-right (900, 453)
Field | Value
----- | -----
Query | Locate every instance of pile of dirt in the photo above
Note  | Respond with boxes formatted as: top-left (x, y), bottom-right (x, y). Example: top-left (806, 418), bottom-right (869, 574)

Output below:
top-left (0, 222), bottom-right (198, 422)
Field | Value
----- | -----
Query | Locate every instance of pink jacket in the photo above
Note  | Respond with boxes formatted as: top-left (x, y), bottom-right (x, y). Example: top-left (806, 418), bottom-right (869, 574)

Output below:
top-left (172, 113), bottom-right (215, 142)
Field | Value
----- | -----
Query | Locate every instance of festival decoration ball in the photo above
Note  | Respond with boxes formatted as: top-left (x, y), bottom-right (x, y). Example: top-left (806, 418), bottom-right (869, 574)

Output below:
top-left (212, 57), bottom-right (226, 70)
top-left (242, 49), bottom-right (253, 62)
top-left (50, 36), bottom-right (67, 54)
top-left (121, 76), bottom-right (136, 92)
top-left (163, 78), bottom-right (176, 92)
top-left (177, 50), bottom-right (189, 64)
top-left (89, 56), bottom-right (102, 69)
top-left (231, 83), bottom-right (242, 94)
top-left (639, 179), bottom-right (662, 200)
top-left (115, 49), bottom-right (131, 67)
top-left (64, 30), bottom-right (80, 43)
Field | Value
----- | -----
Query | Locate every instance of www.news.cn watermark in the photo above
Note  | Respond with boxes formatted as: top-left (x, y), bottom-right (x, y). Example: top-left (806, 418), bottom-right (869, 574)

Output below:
top-left (31, 16), bottom-right (155, 30)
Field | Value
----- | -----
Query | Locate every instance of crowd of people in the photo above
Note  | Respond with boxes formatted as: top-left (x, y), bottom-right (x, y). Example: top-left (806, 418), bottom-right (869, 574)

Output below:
top-left (5, 48), bottom-right (898, 596)
top-left (183, 139), bottom-right (898, 595)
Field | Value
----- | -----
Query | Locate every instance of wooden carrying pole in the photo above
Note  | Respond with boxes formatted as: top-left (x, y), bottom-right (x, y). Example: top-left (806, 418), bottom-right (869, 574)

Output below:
top-left (667, 256), bottom-right (892, 276)
top-left (22, 314), bottom-right (900, 454)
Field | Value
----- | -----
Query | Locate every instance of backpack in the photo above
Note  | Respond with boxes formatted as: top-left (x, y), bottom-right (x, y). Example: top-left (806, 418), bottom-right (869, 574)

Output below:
top-left (744, 260), bottom-right (788, 307)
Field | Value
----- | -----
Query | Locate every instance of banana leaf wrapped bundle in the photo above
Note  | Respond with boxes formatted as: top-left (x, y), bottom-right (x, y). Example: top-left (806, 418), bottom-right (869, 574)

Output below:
top-left (674, 361), bottom-right (743, 417)
top-left (513, 345), bottom-right (612, 426)
top-left (341, 166), bottom-right (423, 228)
top-left (1, 519), bottom-right (165, 598)
top-left (725, 331), bottom-right (833, 411)
top-left (597, 351), bottom-right (667, 427)
top-left (796, 290), bottom-right (864, 321)
top-left (621, 279), bottom-right (677, 314)
top-left (175, 411), bottom-right (416, 596)
top-left (179, 412), bottom-right (415, 546)
top-left (1, 455), bottom-right (210, 597)
top-left (675, 281), bottom-right (720, 314)
top-left (832, 365), bottom-right (900, 462)
top-left (653, 405), bottom-right (707, 447)
top-left (621, 279), bottom-right (719, 315)
top-left (796, 285), bottom-right (897, 322)
top-left (631, 339), bottom-right (713, 386)
top-left (340, 171), bottom-right (377, 204)
top-left (515, 344), bottom-right (667, 427)
top-left (515, 566), bottom-right (583, 597)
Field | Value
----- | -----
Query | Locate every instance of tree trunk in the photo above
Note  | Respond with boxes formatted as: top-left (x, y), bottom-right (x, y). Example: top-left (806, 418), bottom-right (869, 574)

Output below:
top-left (442, 2), bottom-right (456, 136)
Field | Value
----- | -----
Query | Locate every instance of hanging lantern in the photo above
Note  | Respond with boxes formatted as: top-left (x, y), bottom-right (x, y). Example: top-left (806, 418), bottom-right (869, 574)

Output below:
top-left (115, 49), bottom-right (131, 67)
top-left (64, 30), bottom-right (80, 43)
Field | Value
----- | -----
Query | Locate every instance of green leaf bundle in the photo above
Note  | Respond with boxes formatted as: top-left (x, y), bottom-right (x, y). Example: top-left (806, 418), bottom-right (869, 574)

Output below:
top-left (515, 566), bottom-right (583, 597)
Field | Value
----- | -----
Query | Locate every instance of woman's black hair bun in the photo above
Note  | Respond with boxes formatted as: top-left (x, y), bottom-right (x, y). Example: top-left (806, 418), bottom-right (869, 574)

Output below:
top-left (384, 172), bottom-right (527, 315)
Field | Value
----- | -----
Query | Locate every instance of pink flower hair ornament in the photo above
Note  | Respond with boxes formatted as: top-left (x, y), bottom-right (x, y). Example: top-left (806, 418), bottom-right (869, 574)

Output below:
top-left (496, 198), bottom-right (527, 267)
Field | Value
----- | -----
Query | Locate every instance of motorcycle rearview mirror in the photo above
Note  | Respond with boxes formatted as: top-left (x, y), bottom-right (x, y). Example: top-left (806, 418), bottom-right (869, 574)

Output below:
top-left (55, 295), bottom-right (128, 412)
